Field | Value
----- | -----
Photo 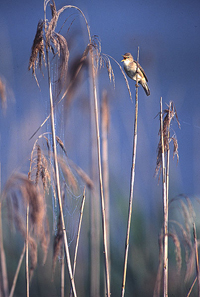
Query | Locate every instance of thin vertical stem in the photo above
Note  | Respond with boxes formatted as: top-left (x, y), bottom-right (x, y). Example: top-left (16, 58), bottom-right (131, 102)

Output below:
top-left (160, 97), bottom-right (168, 297)
top-left (26, 204), bottom-right (30, 297)
top-left (45, 49), bottom-right (77, 297)
top-left (9, 244), bottom-right (26, 297)
top-left (89, 55), bottom-right (100, 297)
top-left (187, 277), bottom-right (197, 297)
top-left (193, 223), bottom-right (200, 297)
top-left (0, 200), bottom-right (9, 297)
top-left (101, 91), bottom-right (110, 277)
top-left (90, 49), bottom-right (110, 296)
top-left (70, 189), bottom-right (86, 297)
top-left (121, 47), bottom-right (139, 297)
top-left (61, 247), bottom-right (64, 297)
top-left (166, 131), bottom-right (170, 208)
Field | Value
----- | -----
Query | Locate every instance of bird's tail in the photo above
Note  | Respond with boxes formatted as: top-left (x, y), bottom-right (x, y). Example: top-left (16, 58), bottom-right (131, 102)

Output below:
top-left (141, 81), bottom-right (150, 96)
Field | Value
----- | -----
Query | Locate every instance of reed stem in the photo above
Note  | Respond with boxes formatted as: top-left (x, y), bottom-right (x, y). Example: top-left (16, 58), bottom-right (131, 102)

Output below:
top-left (90, 49), bottom-right (111, 296)
top-left (121, 47), bottom-right (139, 297)
top-left (160, 97), bottom-right (168, 297)
top-left (45, 47), bottom-right (77, 297)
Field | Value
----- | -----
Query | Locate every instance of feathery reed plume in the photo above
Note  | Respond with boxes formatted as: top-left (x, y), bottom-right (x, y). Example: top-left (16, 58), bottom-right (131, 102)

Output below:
top-left (91, 36), bottom-right (115, 88)
top-left (45, 0), bottom-right (58, 46)
top-left (29, 2), bottom-right (69, 92)
top-left (55, 136), bottom-right (94, 189)
top-left (29, 138), bottom-right (51, 193)
top-left (2, 174), bottom-right (50, 279)
top-left (29, 43), bottom-right (92, 140)
top-left (169, 229), bottom-right (182, 275)
top-left (154, 99), bottom-right (180, 297)
top-left (155, 100), bottom-right (180, 177)
top-left (29, 3), bottom-right (94, 295)
top-left (154, 194), bottom-right (198, 297)
top-left (28, 20), bottom-right (45, 86)
top-left (57, 156), bottom-right (79, 195)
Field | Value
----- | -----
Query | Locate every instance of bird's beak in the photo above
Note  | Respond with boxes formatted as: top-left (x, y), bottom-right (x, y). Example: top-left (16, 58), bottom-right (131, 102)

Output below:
top-left (121, 56), bottom-right (125, 62)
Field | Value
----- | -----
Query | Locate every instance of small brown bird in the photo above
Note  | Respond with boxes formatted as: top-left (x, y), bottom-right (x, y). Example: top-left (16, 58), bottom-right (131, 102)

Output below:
top-left (121, 53), bottom-right (150, 96)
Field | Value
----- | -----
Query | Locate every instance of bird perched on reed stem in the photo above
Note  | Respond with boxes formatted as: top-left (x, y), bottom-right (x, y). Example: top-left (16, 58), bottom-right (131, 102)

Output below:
top-left (121, 53), bottom-right (150, 96)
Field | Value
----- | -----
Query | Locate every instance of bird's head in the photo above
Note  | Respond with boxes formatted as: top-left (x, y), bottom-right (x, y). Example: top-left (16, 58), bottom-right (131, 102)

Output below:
top-left (121, 53), bottom-right (134, 63)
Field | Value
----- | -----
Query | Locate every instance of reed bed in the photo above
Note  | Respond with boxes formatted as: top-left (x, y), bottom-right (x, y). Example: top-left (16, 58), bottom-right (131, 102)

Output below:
top-left (1, 1), bottom-right (200, 297)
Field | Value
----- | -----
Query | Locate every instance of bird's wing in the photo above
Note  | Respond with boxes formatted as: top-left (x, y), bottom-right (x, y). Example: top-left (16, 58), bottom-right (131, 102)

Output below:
top-left (136, 62), bottom-right (148, 82)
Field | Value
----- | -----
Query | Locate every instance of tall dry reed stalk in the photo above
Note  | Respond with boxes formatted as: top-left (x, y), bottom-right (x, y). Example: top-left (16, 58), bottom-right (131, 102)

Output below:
top-left (89, 48), bottom-right (101, 297)
top-left (69, 189), bottom-right (86, 297)
top-left (154, 99), bottom-right (180, 297)
top-left (121, 46), bottom-right (140, 297)
top-left (26, 204), bottom-right (30, 297)
top-left (0, 200), bottom-right (9, 297)
top-left (29, 2), bottom-right (112, 296)
top-left (89, 47), bottom-right (111, 297)
top-left (193, 223), bottom-right (200, 297)
top-left (101, 90), bottom-right (110, 279)
top-left (44, 3), bottom-right (76, 295)
top-left (159, 97), bottom-right (168, 297)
